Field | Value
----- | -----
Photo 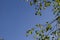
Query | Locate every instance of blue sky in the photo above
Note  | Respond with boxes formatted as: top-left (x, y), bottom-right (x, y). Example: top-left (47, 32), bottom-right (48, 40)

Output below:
top-left (0, 0), bottom-right (56, 40)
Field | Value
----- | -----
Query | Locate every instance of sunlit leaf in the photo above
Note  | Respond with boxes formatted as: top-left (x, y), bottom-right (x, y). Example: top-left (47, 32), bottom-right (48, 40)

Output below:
top-left (27, 30), bottom-right (32, 34)
top-left (39, 3), bottom-right (42, 10)
top-left (58, 3), bottom-right (60, 6)
top-left (53, 7), bottom-right (58, 14)
top-left (56, 16), bottom-right (60, 23)
top-left (55, 0), bottom-right (60, 3)
top-left (35, 10), bottom-right (42, 16)
top-left (35, 30), bottom-right (40, 36)
top-left (46, 22), bottom-right (52, 32)
top-left (58, 37), bottom-right (60, 40)
top-left (44, 1), bottom-right (51, 7)
top-left (44, 36), bottom-right (50, 40)
top-left (56, 16), bottom-right (60, 20)
top-left (35, 24), bottom-right (43, 28)
top-left (26, 28), bottom-right (34, 35)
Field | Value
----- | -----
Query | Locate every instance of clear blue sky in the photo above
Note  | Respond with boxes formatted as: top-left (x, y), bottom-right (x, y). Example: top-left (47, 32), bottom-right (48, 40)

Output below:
top-left (0, 0), bottom-right (56, 40)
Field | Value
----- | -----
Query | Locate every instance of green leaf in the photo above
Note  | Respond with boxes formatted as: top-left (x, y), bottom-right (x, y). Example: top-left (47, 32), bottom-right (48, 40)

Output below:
top-left (43, 0), bottom-right (46, 2)
top-left (58, 38), bottom-right (60, 40)
top-left (35, 11), bottom-right (42, 16)
top-left (44, 36), bottom-right (50, 40)
top-left (40, 30), bottom-right (44, 33)
top-left (57, 32), bottom-right (60, 36)
top-left (56, 16), bottom-right (60, 20)
top-left (39, 3), bottom-right (42, 10)
top-left (26, 28), bottom-right (34, 35)
top-left (35, 24), bottom-right (43, 28)
top-left (35, 31), bottom-right (39, 35)
top-left (44, 1), bottom-right (51, 7)
top-left (53, 8), bottom-right (58, 14)
top-left (46, 22), bottom-right (52, 32)
top-left (52, 31), bottom-right (56, 35)
top-left (26, 30), bottom-right (32, 34)
top-left (30, 1), bottom-right (33, 6)
top-left (56, 16), bottom-right (60, 23)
